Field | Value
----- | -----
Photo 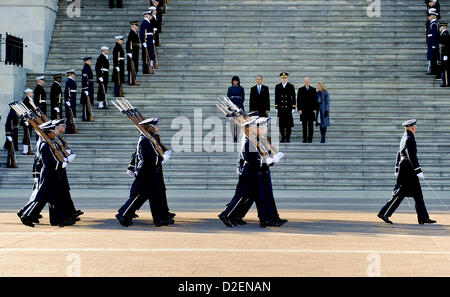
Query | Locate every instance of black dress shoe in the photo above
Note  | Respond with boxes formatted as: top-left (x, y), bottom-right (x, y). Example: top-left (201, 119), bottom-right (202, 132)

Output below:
top-left (167, 212), bottom-right (176, 219)
top-left (228, 218), bottom-right (238, 226)
top-left (20, 215), bottom-right (35, 227)
top-left (58, 220), bottom-right (76, 227)
top-left (155, 219), bottom-right (175, 227)
top-left (32, 218), bottom-right (40, 224)
top-left (234, 218), bottom-right (247, 225)
top-left (132, 213), bottom-right (139, 219)
top-left (419, 218), bottom-right (437, 224)
top-left (276, 218), bottom-right (288, 225)
top-left (70, 217), bottom-right (81, 222)
top-left (37, 214), bottom-right (43, 219)
top-left (116, 214), bottom-right (132, 227)
top-left (218, 214), bottom-right (233, 227)
top-left (260, 220), bottom-right (282, 228)
top-left (378, 214), bottom-right (393, 224)
top-left (73, 210), bottom-right (84, 218)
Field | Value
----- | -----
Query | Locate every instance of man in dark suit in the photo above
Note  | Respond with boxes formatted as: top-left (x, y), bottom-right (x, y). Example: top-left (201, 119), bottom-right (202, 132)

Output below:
top-left (249, 75), bottom-right (270, 117)
top-left (297, 77), bottom-right (318, 143)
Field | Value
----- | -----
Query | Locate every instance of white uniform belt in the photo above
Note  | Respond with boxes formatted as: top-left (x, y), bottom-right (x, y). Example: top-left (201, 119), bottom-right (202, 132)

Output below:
top-left (70, 90), bottom-right (77, 93)
top-left (101, 68), bottom-right (109, 72)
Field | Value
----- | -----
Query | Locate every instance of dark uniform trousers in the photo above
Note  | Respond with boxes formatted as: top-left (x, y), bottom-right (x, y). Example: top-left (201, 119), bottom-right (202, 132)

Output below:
top-left (109, 0), bottom-right (122, 8)
top-left (441, 30), bottom-right (450, 86)
top-left (378, 131), bottom-right (430, 223)
top-left (228, 164), bottom-right (281, 222)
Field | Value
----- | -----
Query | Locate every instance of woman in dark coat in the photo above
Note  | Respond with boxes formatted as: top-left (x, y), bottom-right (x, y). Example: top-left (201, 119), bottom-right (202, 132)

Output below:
top-left (227, 76), bottom-right (245, 143)
top-left (316, 82), bottom-right (330, 143)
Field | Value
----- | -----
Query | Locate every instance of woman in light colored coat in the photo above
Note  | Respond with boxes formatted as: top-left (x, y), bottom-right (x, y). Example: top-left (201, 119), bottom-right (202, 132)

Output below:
top-left (316, 82), bottom-right (330, 143)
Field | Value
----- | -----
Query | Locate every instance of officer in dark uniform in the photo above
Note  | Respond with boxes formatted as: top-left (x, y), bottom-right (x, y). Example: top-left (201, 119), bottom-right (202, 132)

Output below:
top-left (140, 11), bottom-right (156, 74)
top-left (297, 77), bottom-right (318, 143)
top-left (3, 106), bottom-right (19, 168)
top-left (81, 57), bottom-right (95, 120)
top-left (150, 0), bottom-right (162, 46)
top-left (95, 46), bottom-right (110, 109)
top-left (64, 70), bottom-right (77, 133)
top-left (50, 74), bottom-right (63, 120)
top-left (378, 119), bottom-right (436, 225)
top-left (116, 118), bottom-right (173, 227)
top-left (33, 76), bottom-right (47, 116)
top-left (113, 36), bottom-right (125, 97)
top-left (126, 21), bottom-right (140, 85)
top-left (427, 14), bottom-right (440, 78)
top-left (440, 22), bottom-right (449, 87)
top-left (21, 89), bottom-right (34, 155)
top-left (274, 72), bottom-right (296, 143)
top-left (18, 121), bottom-right (73, 227)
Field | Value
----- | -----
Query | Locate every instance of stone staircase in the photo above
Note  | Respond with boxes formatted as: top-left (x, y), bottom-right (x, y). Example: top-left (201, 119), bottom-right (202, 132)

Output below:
top-left (1, 0), bottom-right (450, 192)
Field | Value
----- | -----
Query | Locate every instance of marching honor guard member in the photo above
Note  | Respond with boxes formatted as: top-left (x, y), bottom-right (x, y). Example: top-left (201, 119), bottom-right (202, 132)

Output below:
top-left (81, 57), bottom-right (95, 120)
top-left (116, 118), bottom-right (173, 227)
top-left (3, 106), bottom-right (19, 168)
top-left (33, 76), bottom-right (47, 116)
top-left (378, 119), bottom-right (436, 225)
top-left (219, 117), bottom-right (284, 228)
top-left (50, 74), bottom-right (63, 120)
top-left (126, 21), bottom-right (140, 85)
top-left (113, 36), bottom-right (125, 97)
top-left (440, 22), bottom-right (449, 87)
top-left (222, 118), bottom-right (287, 227)
top-left (18, 121), bottom-right (74, 227)
top-left (96, 46), bottom-right (110, 109)
top-left (21, 89), bottom-right (35, 155)
top-left (140, 11), bottom-right (156, 74)
top-left (275, 72), bottom-right (296, 143)
top-left (427, 14), bottom-right (441, 79)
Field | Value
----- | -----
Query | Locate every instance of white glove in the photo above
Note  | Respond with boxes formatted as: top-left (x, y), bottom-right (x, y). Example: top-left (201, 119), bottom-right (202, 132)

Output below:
top-left (153, 40), bottom-right (155, 44)
top-left (143, 42), bottom-right (147, 48)
top-left (67, 154), bottom-right (76, 163)
top-left (7, 136), bottom-right (13, 142)
top-left (24, 121), bottom-right (29, 126)
top-left (62, 162), bottom-right (68, 169)
top-left (126, 170), bottom-right (135, 178)
top-left (116, 67), bottom-right (120, 72)
top-left (395, 172), bottom-right (399, 177)
top-left (266, 157), bottom-right (274, 165)
top-left (66, 149), bottom-right (72, 154)
top-left (33, 177), bottom-right (39, 184)
top-left (292, 109), bottom-right (295, 114)
top-left (273, 152), bottom-right (285, 164)
top-left (417, 172), bottom-right (425, 180)
top-left (84, 91), bottom-right (89, 96)
top-left (165, 149), bottom-right (172, 156)
top-left (99, 77), bottom-right (104, 82)
top-left (275, 109), bottom-right (278, 116)
top-left (66, 101), bottom-right (71, 107)
top-left (54, 107), bottom-right (60, 113)
top-left (162, 152), bottom-right (171, 164)
top-left (128, 53), bottom-right (132, 58)
top-left (444, 56), bottom-right (448, 61)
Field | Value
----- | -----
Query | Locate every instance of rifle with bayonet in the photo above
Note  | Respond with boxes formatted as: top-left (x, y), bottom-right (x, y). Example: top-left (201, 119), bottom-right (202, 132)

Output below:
top-left (112, 98), bottom-right (165, 156)
top-left (10, 103), bottom-right (66, 162)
